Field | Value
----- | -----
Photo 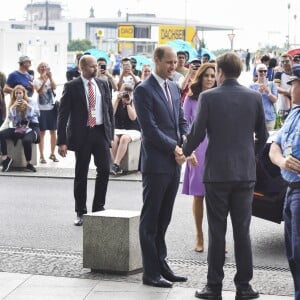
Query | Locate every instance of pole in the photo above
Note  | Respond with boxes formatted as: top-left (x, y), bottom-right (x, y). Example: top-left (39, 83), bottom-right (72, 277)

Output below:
top-left (287, 3), bottom-right (290, 49)
top-left (184, 0), bottom-right (187, 41)
top-left (45, 0), bottom-right (49, 30)
top-left (294, 14), bottom-right (297, 47)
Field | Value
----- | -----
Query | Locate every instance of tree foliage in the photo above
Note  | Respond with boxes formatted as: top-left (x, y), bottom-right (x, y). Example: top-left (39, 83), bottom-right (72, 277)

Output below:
top-left (67, 39), bottom-right (95, 52)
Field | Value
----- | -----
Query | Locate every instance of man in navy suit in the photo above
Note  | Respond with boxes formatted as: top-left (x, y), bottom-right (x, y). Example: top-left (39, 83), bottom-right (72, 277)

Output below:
top-left (183, 52), bottom-right (268, 300)
top-left (133, 45), bottom-right (191, 288)
top-left (57, 55), bottom-right (114, 226)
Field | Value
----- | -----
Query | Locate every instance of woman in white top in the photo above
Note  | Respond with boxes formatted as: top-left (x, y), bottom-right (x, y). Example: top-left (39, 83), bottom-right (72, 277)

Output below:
top-left (33, 62), bottom-right (58, 164)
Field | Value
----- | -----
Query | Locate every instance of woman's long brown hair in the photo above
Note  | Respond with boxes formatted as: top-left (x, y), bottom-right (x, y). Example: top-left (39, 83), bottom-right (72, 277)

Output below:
top-left (187, 62), bottom-right (216, 99)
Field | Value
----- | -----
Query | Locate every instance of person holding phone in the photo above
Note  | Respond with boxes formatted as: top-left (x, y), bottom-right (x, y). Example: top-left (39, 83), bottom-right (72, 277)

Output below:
top-left (179, 58), bottom-right (202, 103)
top-left (33, 62), bottom-right (58, 164)
top-left (249, 63), bottom-right (278, 131)
top-left (96, 57), bottom-right (118, 95)
top-left (117, 57), bottom-right (141, 91)
top-left (110, 83), bottom-right (140, 175)
top-left (0, 85), bottom-right (40, 172)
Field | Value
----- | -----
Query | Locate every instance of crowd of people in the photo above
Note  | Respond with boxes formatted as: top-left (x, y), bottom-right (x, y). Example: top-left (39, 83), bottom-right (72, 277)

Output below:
top-left (1, 45), bottom-right (300, 299)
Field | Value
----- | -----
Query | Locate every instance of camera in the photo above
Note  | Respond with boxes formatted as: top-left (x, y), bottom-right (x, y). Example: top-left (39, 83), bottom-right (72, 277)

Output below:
top-left (100, 64), bottom-right (106, 71)
top-left (122, 92), bottom-right (130, 99)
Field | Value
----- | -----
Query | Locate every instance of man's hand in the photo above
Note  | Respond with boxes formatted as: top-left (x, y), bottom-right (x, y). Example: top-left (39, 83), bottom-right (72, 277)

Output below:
top-left (284, 155), bottom-right (300, 173)
top-left (58, 145), bottom-right (68, 157)
top-left (174, 145), bottom-right (186, 165)
top-left (187, 152), bottom-right (199, 166)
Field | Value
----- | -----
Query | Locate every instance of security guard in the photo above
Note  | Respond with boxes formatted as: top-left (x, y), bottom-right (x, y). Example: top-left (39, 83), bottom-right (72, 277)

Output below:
top-left (269, 63), bottom-right (300, 300)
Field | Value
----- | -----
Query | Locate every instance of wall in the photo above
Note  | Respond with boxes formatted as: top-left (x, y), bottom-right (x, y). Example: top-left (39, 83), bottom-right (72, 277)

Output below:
top-left (0, 27), bottom-right (68, 87)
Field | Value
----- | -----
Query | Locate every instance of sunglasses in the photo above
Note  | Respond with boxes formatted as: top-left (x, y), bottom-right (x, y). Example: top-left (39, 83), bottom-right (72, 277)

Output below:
top-left (281, 60), bottom-right (290, 64)
top-left (258, 70), bottom-right (267, 73)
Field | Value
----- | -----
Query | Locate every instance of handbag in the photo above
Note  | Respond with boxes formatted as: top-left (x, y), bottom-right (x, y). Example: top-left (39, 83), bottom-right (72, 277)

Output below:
top-left (14, 122), bottom-right (32, 137)
top-left (53, 100), bottom-right (60, 114)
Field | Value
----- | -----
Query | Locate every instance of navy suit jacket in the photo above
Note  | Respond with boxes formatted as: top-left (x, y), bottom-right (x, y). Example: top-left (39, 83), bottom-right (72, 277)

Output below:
top-left (57, 77), bottom-right (114, 151)
top-left (183, 79), bottom-right (269, 182)
top-left (133, 74), bottom-right (188, 174)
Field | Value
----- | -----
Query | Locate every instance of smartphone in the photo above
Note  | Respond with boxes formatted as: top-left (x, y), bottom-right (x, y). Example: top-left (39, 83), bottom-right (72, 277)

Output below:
top-left (17, 94), bottom-right (22, 101)
top-left (100, 65), bottom-right (106, 71)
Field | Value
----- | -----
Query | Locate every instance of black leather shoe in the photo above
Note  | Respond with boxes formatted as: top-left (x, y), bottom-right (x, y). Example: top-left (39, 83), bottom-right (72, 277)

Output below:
top-left (161, 270), bottom-right (187, 282)
top-left (142, 276), bottom-right (173, 288)
top-left (74, 214), bottom-right (84, 226)
top-left (195, 285), bottom-right (222, 299)
top-left (235, 285), bottom-right (259, 300)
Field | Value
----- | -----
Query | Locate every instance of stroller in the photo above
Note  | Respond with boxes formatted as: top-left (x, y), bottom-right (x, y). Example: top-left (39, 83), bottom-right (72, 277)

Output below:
top-left (252, 141), bottom-right (287, 224)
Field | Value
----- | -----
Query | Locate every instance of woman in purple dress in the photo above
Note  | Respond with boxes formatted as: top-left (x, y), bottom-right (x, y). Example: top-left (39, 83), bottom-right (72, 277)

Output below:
top-left (182, 63), bottom-right (216, 252)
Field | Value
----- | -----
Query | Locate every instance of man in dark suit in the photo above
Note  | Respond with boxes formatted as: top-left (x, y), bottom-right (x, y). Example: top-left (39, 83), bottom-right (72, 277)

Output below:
top-left (133, 45), bottom-right (192, 288)
top-left (57, 55), bottom-right (114, 226)
top-left (183, 52), bottom-right (268, 300)
top-left (66, 53), bottom-right (83, 81)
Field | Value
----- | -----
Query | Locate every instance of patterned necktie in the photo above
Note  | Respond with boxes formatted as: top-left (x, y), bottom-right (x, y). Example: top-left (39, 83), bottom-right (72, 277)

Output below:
top-left (88, 80), bottom-right (96, 127)
top-left (164, 81), bottom-right (173, 111)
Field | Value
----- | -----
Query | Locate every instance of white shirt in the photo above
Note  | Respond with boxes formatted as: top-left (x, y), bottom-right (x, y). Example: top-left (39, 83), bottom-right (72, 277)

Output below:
top-left (81, 76), bottom-right (103, 125)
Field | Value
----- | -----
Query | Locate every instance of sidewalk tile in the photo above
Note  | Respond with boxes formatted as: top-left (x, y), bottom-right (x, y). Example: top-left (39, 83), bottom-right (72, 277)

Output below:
top-left (4, 275), bottom-right (97, 300)
top-left (0, 272), bottom-right (31, 299)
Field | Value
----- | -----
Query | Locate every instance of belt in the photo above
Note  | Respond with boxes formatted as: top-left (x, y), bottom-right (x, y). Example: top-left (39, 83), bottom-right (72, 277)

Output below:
top-left (87, 124), bottom-right (104, 129)
top-left (287, 181), bottom-right (300, 189)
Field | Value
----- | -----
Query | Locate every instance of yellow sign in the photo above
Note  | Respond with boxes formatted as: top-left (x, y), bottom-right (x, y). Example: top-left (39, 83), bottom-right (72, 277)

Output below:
top-left (118, 42), bottom-right (134, 53)
top-left (97, 29), bottom-right (103, 37)
top-left (118, 25), bottom-right (134, 38)
top-left (159, 25), bottom-right (196, 44)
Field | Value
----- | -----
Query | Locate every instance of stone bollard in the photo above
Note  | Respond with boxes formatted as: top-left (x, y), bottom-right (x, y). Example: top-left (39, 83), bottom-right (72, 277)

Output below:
top-left (120, 139), bottom-right (141, 172)
top-left (83, 209), bottom-right (142, 274)
top-left (6, 139), bottom-right (37, 167)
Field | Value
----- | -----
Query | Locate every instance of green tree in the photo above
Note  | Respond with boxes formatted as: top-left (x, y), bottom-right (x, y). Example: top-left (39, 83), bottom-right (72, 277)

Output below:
top-left (67, 39), bottom-right (95, 52)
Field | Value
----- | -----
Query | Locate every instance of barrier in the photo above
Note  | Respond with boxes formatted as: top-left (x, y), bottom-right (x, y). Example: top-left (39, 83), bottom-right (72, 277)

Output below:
top-left (83, 209), bottom-right (142, 274)
top-left (6, 139), bottom-right (37, 167)
top-left (120, 139), bottom-right (141, 172)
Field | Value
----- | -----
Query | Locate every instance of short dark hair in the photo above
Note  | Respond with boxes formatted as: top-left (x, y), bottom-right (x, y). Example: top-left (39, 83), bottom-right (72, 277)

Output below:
top-left (97, 57), bottom-right (107, 63)
top-left (216, 52), bottom-right (242, 78)
top-left (121, 57), bottom-right (131, 64)
top-left (260, 55), bottom-right (270, 63)
top-left (177, 51), bottom-right (187, 58)
top-left (203, 53), bottom-right (210, 60)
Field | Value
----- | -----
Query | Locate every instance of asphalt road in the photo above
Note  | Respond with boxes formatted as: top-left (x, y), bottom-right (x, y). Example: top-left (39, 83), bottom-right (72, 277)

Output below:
top-left (0, 176), bottom-right (288, 270)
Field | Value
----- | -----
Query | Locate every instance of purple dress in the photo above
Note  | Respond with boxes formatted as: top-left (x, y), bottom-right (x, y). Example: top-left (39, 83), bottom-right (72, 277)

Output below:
top-left (182, 96), bottom-right (208, 196)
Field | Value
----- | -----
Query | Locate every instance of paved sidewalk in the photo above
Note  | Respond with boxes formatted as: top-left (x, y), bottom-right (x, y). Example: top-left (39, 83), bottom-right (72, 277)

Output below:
top-left (0, 271), bottom-right (293, 300)
top-left (0, 130), bottom-right (294, 299)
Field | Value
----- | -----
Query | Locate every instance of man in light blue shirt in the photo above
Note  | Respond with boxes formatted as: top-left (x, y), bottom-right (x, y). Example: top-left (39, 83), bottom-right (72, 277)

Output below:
top-left (269, 64), bottom-right (300, 300)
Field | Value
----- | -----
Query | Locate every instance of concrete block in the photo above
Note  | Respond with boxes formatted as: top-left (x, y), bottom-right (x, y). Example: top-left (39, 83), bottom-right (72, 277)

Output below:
top-left (83, 209), bottom-right (142, 274)
top-left (120, 139), bottom-right (141, 172)
top-left (6, 139), bottom-right (37, 167)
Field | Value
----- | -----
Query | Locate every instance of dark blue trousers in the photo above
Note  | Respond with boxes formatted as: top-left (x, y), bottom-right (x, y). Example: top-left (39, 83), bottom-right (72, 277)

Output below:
top-left (284, 187), bottom-right (300, 300)
top-left (139, 167), bottom-right (180, 279)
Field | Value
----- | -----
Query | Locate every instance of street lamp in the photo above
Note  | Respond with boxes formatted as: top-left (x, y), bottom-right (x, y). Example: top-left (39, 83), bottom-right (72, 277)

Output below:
top-left (184, 0), bottom-right (187, 41)
top-left (294, 14), bottom-right (297, 47)
top-left (287, 3), bottom-right (291, 49)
